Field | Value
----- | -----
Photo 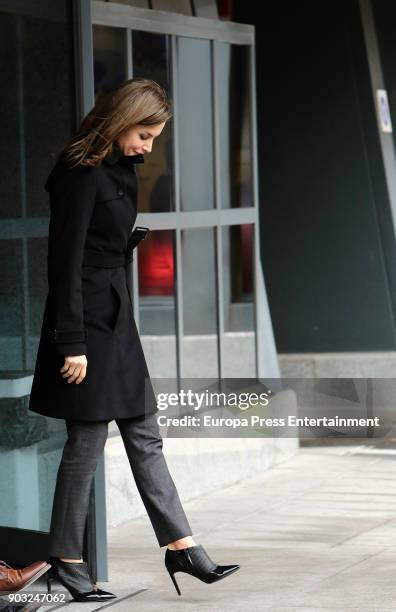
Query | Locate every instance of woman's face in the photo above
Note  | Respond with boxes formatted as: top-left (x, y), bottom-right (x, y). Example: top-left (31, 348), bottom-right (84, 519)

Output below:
top-left (116, 121), bottom-right (166, 156)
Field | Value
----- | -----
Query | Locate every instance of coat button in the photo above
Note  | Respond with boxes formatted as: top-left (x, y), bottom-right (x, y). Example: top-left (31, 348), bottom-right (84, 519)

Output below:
top-left (117, 188), bottom-right (124, 196)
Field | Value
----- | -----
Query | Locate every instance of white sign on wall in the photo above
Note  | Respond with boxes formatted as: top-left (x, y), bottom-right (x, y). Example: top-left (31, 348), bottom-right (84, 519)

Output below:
top-left (376, 89), bottom-right (393, 133)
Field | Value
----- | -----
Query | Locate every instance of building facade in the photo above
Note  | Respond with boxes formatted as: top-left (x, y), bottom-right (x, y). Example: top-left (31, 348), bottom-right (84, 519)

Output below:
top-left (0, 0), bottom-right (287, 579)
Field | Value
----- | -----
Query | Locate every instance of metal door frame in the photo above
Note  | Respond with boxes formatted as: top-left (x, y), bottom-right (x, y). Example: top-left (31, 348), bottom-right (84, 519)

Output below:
top-left (90, 0), bottom-right (280, 382)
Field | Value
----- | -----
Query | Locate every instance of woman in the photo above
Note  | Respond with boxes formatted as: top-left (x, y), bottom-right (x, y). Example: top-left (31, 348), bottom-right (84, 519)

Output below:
top-left (28, 77), bottom-right (240, 603)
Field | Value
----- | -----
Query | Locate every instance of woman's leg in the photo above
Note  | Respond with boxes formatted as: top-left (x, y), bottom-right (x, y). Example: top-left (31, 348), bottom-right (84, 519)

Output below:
top-left (47, 419), bottom-right (109, 560)
top-left (116, 412), bottom-right (194, 548)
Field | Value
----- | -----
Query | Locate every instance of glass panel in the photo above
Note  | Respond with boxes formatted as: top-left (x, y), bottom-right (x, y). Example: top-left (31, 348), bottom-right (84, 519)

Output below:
top-left (181, 227), bottom-right (219, 378)
top-left (0, 12), bottom-right (20, 218)
top-left (132, 30), bottom-right (170, 90)
top-left (134, 120), bottom-right (173, 214)
top-left (132, 31), bottom-right (173, 213)
top-left (0, 240), bottom-right (23, 371)
top-left (221, 224), bottom-right (257, 377)
top-left (0, 9), bottom-right (75, 219)
top-left (93, 25), bottom-right (127, 99)
top-left (177, 37), bottom-right (215, 211)
top-left (217, 43), bottom-right (253, 208)
top-left (0, 1), bottom-right (73, 536)
top-left (222, 224), bottom-right (255, 331)
top-left (138, 230), bottom-right (177, 378)
top-left (25, 15), bottom-right (75, 217)
top-left (28, 237), bottom-right (48, 369)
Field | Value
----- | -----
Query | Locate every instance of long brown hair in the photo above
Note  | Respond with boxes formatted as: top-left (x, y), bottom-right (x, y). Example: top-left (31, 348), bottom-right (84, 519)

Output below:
top-left (57, 77), bottom-right (172, 167)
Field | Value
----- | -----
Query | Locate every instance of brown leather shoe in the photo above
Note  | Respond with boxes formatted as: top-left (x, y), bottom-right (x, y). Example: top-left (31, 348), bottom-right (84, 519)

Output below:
top-left (0, 559), bottom-right (51, 594)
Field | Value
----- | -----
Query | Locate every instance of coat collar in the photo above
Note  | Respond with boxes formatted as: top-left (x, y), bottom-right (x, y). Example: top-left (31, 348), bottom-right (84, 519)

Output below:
top-left (104, 143), bottom-right (145, 167)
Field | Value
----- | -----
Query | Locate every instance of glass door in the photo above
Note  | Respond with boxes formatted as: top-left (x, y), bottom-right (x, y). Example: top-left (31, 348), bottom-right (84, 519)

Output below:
top-left (92, 4), bottom-right (259, 391)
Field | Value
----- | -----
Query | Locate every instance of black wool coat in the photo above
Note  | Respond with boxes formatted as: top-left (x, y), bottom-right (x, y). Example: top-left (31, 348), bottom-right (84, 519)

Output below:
top-left (28, 144), bottom-right (158, 421)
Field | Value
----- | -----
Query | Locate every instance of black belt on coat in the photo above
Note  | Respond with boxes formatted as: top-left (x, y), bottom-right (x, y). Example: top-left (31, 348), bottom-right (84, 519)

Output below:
top-left (82, 226), bottom-right (149, 268)
top-left (47, 228), bottom-right (149, 345)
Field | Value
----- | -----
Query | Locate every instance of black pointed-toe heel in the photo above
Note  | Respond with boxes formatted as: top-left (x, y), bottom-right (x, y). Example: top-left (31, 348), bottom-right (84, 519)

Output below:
top-left (164, 544), bottom-right (240, 596)
top-left (46, 557), bottom-right (117, 602)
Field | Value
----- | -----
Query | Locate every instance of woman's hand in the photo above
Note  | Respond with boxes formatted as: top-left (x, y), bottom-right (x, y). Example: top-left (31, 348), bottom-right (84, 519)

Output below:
top-left (60, 355), bottom-right (87, 384)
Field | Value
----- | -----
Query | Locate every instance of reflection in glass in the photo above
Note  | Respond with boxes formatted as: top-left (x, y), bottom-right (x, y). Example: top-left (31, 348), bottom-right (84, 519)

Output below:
top-left (222, 224), bottom-right (257, 377)
top-left (181, 228), bottom-right (219, 378)
top-left (138, 230), bottom-right (177, 377)
top-left (177, 37), bottom-right (215, 211)
top-left (217, 43), bottom-right (253, 208)
top-left (132, 30), bottom-right (173, 212)
top-left (93, 25), bottom-right (126, 99)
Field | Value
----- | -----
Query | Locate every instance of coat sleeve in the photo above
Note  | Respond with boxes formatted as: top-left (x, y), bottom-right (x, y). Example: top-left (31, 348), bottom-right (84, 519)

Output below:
top-left (46, 163), bottom-right (97, 357)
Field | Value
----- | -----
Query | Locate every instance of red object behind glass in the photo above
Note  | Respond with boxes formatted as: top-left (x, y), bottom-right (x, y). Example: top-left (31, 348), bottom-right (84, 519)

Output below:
top-left (138, 232), bottom-right (174, 296)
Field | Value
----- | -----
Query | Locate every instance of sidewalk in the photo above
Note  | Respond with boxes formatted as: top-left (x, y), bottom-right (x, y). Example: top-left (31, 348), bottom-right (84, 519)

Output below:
top-left (14, 442), bottom-right (396, 610)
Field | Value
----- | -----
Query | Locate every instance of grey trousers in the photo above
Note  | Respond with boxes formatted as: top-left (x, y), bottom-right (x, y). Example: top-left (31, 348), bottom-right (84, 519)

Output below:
top-left (48, 412), bottom-right (193, 557)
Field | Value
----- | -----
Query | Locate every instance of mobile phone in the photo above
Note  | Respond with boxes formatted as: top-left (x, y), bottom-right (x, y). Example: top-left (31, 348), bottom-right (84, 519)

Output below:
top-left (131, 226), bottom-right (149, 239)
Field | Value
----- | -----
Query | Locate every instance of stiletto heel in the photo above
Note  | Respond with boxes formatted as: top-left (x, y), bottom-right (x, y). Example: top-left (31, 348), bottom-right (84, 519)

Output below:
top-left (164, 544), bottom-right (240, 596)
top-left (167, 568), bottom-right (181, 596)
top-left (46, 557), bottom-right (117, 602)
